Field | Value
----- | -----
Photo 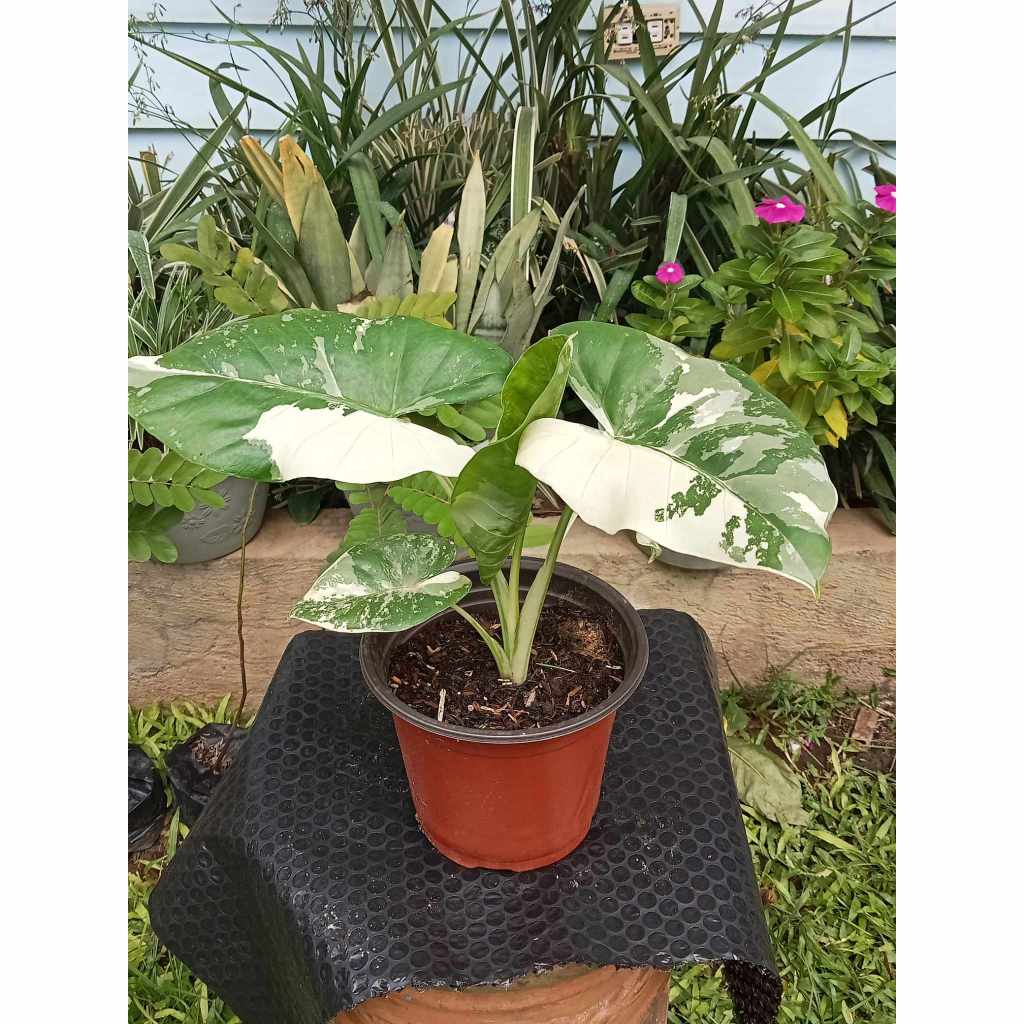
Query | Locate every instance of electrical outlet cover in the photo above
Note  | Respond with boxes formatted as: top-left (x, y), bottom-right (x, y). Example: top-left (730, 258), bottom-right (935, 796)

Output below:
top-left (604, 4), bottom-right (680, 60)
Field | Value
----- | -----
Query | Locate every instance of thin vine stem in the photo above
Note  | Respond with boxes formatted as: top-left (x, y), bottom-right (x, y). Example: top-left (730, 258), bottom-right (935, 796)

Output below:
top-left (234, 481), bottom-right (260, 726)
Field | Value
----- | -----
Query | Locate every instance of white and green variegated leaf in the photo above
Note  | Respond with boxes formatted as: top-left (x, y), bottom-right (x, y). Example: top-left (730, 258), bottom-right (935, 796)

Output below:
top-left (292, 535), bottom-right (470, 633)
top-left (515, 322), bottom-right (837, 592)
top-left (128, 309), bottom-right (512, 484)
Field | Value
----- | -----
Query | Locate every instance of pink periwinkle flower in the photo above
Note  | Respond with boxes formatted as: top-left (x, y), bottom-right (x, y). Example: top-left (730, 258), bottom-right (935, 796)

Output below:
top-left (875, 183), bottom-right (896, 213)
top-left (655, 261), bottom-right (685, 285)
top-left (755, 195), bottom-right (806, 224)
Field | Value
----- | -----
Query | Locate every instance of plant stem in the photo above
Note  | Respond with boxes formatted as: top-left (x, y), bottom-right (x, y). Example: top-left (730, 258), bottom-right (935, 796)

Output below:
top-left (508, 531), bottom-right (522, 632)
top-left (490, 571), bottom-right (514, 657)
top-left (508, 506), bottom-right (575, 684)
top-left (452, 604), bottom-right (513, 678)
top-left (234, 481), bottom-right (259, 726)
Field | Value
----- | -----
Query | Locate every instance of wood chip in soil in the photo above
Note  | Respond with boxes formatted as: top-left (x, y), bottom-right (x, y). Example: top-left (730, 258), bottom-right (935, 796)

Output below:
top-left (387, 602), bottom-right (624, 731)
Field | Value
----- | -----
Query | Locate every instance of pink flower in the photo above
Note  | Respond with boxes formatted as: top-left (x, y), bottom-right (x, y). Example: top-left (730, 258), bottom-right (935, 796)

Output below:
top-left (875, 183), bottom-right (896, 213)
top-left (655, 261), bottom-right (685, 285)
top-left (755, 195), bottom-right (806, 224)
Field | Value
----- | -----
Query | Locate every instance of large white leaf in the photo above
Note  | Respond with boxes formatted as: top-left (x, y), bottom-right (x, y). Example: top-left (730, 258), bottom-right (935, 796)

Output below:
top-left (291, 535), bottom-right (470, 633)
top-left (127, 309), bottom-right (511, 483)
top-left (515, 322), bottom-right (837, 592)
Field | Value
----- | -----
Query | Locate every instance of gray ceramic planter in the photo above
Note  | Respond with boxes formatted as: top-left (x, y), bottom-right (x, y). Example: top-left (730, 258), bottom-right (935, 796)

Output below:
top-left (165, 477), bottom-right (269, 564)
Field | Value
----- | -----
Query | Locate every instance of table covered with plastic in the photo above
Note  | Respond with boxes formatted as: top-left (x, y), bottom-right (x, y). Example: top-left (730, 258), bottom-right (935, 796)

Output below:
top-left (151, 610), bottom-right (782, 1024)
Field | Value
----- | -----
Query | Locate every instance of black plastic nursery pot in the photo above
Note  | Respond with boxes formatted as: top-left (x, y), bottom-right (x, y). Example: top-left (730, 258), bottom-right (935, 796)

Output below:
top-left (128, 744), bottom-right (167, 852)
top-left (166, 723), bottom-right (248, 827)
top-left (359, 558), bottom-right (649, 872)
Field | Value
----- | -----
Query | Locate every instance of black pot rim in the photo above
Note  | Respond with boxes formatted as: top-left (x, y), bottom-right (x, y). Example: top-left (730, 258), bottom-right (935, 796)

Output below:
top-left (359, 558), bottom-right (649, 745)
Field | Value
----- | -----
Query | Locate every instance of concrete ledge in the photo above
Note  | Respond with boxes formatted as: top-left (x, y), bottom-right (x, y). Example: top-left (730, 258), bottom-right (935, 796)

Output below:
top-left (129, 509), bottom-right (895, 706)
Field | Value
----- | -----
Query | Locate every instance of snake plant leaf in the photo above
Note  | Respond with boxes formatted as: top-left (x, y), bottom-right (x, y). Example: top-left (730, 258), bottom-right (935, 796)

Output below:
top-left (450, 334), bottom-right (573, 581)
top-left (515, 322), bottom-right (837, 593)
top-left (128, 309), bottom-right (512, 484)
top-left (291, 535), bottom-right (470, 633)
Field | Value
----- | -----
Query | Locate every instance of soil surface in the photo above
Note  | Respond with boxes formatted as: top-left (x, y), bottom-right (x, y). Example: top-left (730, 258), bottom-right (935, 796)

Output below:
top-left (387, 602), bottom-right (624, 731)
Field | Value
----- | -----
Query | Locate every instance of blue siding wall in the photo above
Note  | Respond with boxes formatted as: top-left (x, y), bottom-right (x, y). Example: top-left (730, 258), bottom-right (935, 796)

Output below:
top-left (129, 1), bottom-right (895, 183)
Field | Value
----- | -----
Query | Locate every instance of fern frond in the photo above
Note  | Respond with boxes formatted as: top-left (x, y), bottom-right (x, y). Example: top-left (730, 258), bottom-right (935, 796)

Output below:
top-left (326, 489), bottom-right (408, 566)
top-left (129, 448), bottom-right (227, 512)
top-left (128, 503), bottom-right (183, 563)
top-left (353, 291), bottom-right (456, 327)
top-left (389, 472), bottom-right (465, 546)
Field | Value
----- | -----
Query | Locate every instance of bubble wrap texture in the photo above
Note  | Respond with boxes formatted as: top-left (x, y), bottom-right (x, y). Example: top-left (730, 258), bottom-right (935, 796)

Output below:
top-left (150, 610), bottom-right (781, 1024)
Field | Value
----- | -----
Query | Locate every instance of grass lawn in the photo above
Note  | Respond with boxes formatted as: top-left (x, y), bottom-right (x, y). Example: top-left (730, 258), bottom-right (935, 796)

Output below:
top-left (129, 676), bottom-right (895, 1024)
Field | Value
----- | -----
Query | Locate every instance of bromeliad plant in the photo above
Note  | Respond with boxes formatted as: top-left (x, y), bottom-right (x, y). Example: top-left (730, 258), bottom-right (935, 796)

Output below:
top-left (128, 310), bottom-right (837, 685)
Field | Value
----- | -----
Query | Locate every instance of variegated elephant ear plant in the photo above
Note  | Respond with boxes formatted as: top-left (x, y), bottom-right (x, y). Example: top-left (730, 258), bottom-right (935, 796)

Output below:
top-left (128, 310), bottom-right (837, 684)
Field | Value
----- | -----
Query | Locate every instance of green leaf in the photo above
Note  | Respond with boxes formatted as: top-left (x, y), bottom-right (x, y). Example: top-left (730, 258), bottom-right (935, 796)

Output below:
top-left (748, 92), bottom-right (847, 205)
top-left (455, 152), bottom-right (486, 333)
top-left (815, 384), bottom-right (837, 416)
top-left (839, 326), bottom-right (862, 362)
top-left (337, 78), bottom-right (470, 165)
top-left (807, 829), bottom-right (861, 855)
top-left (346, 153), bottom-right (387, 265)
top-left (389, 472), bottom-right (462, 543)
top-left (728, 737), bottom-right (810, 826)
top-left (786, 282), bottom-right (845, 305)
top-left (868, 429), bottom-right (896, 483)
top-left (790, 387), bottom-right (815, 427)
top-left (292, 535), bottom-right (470, 633)
top-left (128, 503), bottom-right (183, 563)
top-left (663, 192), bottom-right (688, 264)
top-left (801, 308), bottom-right (838, 338)
top-left (712, 308), bottom-right (777, 359)
top-left (128, 532), bottom-right (151, 562)
top-left (772, 288), bottom-right (804, 322)
top-left (516, 322), bottom-right (837, 593)
top-left (781, 226), bottom-right (841, 263)
top-left (296, 169), bottom-right (353, 308)
top-left (287, 489), bottom-right (324, 524)
top-left (856, 402), bottom-right (879, 426)
top-left (327, 495), bottom-right (409, 563)
top-left (510, 106), bottom-right (536, 227)
top-left (128, 310), bottom-right (511, 483)
top-left (127, 230), bottom-right (156, 300)
top-left (522, 521), bottom-right (557, 550)
top-left (779, 336), bottom-right (801, 384)
top-left (371, 220), bottom-right (415, 299)
top-left (435, 404), bottom-right (487, 442)
top-left (690, 135), bottom-right (758, 226)
top-left (129, 448), bottom-right (226, 511)
top-left (145, 98), bottom-right (246, 243)
top-left (450, 334), bottom-right (573, 581)
top-left (748, 256), bottom-right (778, 284)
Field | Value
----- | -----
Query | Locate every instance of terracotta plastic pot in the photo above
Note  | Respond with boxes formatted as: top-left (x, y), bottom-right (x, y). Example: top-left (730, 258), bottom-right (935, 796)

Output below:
top-left (334, 965), bottom-right (669, 1024)
top-left (360, 559), bottom-right (649, 871)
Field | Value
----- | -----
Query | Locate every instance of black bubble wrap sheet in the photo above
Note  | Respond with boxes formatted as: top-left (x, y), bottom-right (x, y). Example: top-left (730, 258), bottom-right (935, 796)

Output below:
top-left (151, 610), bottom-right (782, 1024)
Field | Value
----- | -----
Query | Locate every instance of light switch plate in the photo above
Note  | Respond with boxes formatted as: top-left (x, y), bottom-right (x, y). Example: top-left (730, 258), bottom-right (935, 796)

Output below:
top-left (603, 4), bottom-right (680, 60)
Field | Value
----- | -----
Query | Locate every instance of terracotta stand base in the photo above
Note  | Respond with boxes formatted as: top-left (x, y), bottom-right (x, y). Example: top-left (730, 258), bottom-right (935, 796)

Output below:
top-left (333, 965), bottom-right (670, 1023)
